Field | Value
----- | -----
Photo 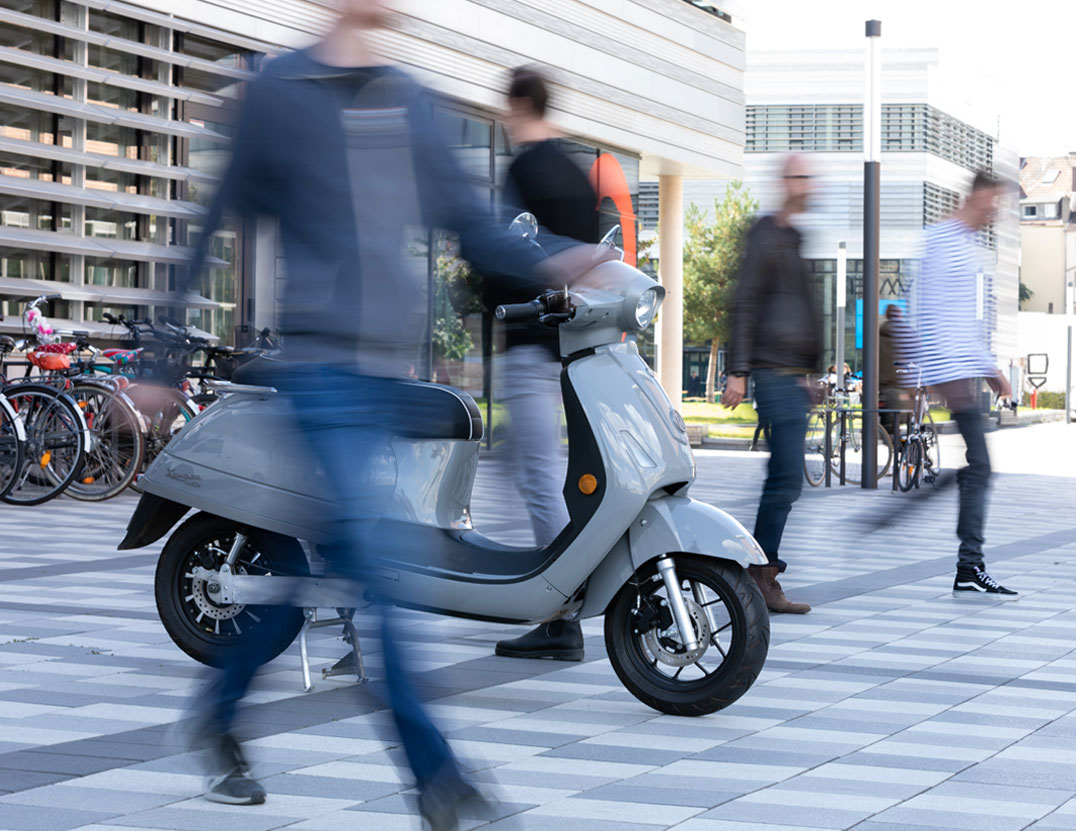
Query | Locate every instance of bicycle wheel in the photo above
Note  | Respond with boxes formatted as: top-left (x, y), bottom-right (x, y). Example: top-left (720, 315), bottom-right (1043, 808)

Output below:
top-left (2, 383), bottom-right (87, 505)
top-left (837, 412), bottom-right (893, 485)
top-left (125, 383), bottom-right (198, 466)
top-left (66, 380), bottom-right (146, 501)
top-left (897, 435), bottom-right (922, 492)
top-left (920, 411), bottom-right (941, 483)
top-left (0, 395), bottom-right (26, 498)
top-left (803, 410), bottom-right (831, 486)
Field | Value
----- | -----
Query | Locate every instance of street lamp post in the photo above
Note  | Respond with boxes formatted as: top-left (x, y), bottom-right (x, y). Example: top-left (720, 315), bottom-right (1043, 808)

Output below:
top-left (835, 241), bottom-right (847, 389)
top-left (861, 19), bottom-right (882, 489)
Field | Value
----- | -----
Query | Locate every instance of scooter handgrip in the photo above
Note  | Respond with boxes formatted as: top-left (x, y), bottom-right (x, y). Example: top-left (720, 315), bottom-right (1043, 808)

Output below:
top-left (495, 300), bottom-right (542, 322)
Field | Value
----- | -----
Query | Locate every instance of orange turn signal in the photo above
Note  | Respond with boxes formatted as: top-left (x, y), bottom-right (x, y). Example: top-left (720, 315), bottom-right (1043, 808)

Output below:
top-left (578, 474), bottom-right (598, 495)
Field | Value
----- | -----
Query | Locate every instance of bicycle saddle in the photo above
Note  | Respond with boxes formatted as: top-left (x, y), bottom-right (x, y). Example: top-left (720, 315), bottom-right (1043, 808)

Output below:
top-left (102, 347), bottom-right (143, 364)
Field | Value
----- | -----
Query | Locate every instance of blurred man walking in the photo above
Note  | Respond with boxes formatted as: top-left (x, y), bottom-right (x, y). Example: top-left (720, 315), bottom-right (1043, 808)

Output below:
top-left (722, 155), bottom-right (819, 614)
top-left (184, 2), bottom-right (587, 826)
top-left (493, 67), bottom-right (598, 662)
top-left (915, 171), bottom-right (1016, 598)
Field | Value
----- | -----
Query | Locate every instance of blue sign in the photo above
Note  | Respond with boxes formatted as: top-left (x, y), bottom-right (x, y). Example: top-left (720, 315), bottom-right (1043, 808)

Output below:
top-left (855, 299), bottom-right (907, 348)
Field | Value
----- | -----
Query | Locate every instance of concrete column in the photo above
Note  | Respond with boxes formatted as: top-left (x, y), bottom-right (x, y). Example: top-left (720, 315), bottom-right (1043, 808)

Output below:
top-left (657, 174), bottom-right (684, 410)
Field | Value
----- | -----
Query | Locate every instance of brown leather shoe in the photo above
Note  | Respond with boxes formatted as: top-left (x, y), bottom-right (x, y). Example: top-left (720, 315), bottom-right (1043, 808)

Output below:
top-left (749, 565), bottom-right (811, 614)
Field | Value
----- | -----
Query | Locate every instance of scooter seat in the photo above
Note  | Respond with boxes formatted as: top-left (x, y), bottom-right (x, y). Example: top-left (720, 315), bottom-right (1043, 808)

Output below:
top-left (394, 381), bottom-right (483, 442)
top-left (232, 357), bottom-right (482, 442)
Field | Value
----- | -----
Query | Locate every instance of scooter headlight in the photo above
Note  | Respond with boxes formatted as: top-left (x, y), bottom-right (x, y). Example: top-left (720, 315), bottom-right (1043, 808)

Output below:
top-left (634, 288), bottom-right (660, 330)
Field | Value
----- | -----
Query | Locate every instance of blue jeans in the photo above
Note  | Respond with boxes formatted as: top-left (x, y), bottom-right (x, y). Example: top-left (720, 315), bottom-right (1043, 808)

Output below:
top-left (751, 369), bottom-right (809, 573)
top-left (936, 379), bottom-right (991, 571)
top-left (204, 366), bottom-right (457, 790)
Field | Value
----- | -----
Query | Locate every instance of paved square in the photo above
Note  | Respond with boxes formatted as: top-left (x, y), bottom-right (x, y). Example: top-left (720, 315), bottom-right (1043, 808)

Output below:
top-left (1, 424), bottom-right (1074, 830)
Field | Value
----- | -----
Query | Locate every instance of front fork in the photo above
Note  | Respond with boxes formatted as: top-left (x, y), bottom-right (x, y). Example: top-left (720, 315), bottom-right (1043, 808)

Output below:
top-left (655, 556), bottom-right (699, 652)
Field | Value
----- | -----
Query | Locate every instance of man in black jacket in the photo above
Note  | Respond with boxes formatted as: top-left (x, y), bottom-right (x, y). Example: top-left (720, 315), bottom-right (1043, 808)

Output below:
top-left (722, 155), bottom-right (819, 614)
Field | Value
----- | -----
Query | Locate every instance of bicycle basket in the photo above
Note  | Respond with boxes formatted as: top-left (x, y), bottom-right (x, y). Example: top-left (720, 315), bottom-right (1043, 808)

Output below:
top-left (28, 350), bottom-right (71, 371)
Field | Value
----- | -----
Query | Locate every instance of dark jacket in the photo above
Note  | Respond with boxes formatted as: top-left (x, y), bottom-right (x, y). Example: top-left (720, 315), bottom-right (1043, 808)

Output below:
top-left (727, 215), bottom-right (821, 375)
top-left (186, 50), bottom-right (548, 370)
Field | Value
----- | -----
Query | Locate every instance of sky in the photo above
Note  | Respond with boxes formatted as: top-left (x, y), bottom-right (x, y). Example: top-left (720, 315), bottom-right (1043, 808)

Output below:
top-left (735, 0), bottom-right (1076, 157)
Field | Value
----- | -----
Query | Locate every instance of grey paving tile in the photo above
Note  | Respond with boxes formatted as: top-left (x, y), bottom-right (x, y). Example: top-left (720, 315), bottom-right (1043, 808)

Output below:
top-left (485, 816), bottom-right (660, 831)
top-left (0, 751), bottom-right (120, 776)
top-left (698, 798), bottom-right (874, 828)
top-left (537, 743), bottom-right (687, 766)
top-left (580, 782), bottom-right (740, 809)
top-left (110, 807), bottom-right (298, 830)
top-left (0, 770), bottom-right (71, 793)
top-left (0, 803), bottom-right (117, 831)
top-left (260, 773), bottom-right (402, 801)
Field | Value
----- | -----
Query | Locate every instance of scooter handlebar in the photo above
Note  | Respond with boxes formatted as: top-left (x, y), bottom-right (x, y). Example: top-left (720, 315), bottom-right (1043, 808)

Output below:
top-left (495, 300), bottom-right (544, 322)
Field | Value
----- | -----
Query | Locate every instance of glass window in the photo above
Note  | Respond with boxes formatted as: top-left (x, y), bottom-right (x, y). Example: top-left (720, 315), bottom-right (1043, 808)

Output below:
top-left (437, 108), bottom-right (492, 181)
top-left (85, 256), bottom-right (136, 288)
top-left (85, 208), bottom-right (138, 240)
top-left (0, 195), bottom-right (71, 230)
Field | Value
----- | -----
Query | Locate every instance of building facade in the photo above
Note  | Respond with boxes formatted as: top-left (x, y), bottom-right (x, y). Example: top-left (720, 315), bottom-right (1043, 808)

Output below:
top-left (744, 48), bottom-right (1020, 375)
top-left (0, 0), bottom-right (745, 406)
top-left (670, 48), bottom-right (1020, 381)
top-left (1018, 154), bottom-right (1076, 317)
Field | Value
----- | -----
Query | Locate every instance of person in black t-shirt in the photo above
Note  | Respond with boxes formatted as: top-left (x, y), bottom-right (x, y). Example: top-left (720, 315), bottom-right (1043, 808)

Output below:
top-left (493, 68), bottom-right (598, 663)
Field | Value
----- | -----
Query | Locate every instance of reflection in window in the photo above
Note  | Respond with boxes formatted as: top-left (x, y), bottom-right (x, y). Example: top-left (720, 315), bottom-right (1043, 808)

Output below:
top-left (437, 108), bottom-right (492, 181)
top-left (0, 195), bottom-right (71, 231)
top-left (86, 256), bottom-right (136, 288)
top-left (85, 208), bottom-right (137, 240)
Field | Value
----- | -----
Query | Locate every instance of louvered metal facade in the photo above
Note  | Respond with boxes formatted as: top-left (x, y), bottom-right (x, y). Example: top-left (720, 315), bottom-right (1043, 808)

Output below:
top-left (0, 0), bottom-right (274, 340)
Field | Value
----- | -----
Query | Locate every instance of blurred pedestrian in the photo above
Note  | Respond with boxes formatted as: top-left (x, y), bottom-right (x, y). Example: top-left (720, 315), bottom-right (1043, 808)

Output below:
top-left (914, 170), bottom-right (1016, 598)
top-left (184, 2), bottom-right (592, 825)
top-left (493, 66), bottom-right (598, 663)
top-left (879, 304), bottom-right (916, 443)
top-left (722, 154), bottom-right (819, 614)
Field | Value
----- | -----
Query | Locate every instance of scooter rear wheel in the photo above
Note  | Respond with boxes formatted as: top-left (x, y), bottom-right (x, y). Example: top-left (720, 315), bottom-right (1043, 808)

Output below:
top-left (605, 555), bottom-right (769, 716)
top-left (155, 512), bottom-right (308, 668)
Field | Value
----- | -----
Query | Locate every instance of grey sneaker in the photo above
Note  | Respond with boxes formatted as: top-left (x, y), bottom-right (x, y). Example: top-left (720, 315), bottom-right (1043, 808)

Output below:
top-left (205, 768), bottom-right (266, 805)
top-left (202, 734), bottom-right (266, 805)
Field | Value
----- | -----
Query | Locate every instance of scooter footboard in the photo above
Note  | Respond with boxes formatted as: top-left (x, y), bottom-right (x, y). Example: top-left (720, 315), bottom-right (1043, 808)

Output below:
top-left (578, 495), bottom-right (768, 618)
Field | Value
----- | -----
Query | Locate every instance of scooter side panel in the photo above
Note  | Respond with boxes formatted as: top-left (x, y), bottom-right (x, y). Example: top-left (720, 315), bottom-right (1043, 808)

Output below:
top-left (628, 496), bottom-right (769, 569)
top-left (540, 345), bottom-right (697, 599)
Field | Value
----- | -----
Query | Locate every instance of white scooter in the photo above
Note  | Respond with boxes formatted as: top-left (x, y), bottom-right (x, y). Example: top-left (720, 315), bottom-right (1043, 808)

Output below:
top-left (120, 227), bottom-right (770, 716)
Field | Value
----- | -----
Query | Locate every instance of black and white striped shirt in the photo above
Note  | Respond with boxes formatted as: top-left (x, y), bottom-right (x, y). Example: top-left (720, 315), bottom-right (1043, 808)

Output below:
top-left (913, 218), bottom-right (996, 386)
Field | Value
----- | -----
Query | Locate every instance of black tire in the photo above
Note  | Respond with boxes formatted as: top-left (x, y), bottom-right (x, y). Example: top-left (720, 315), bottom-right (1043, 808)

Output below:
top-left (920, 412), bottom-right (940, 481)
top-left (803, 410), bottom-right (830, 487)
top-left (604, 555), bottom-right (769, 716)
top-left (1, 383), bottom-right (87, 505)
top-left (155, 512), bottom-right (308, 668)
top-left (0, 397), bottom-right (25, 499)
top-left (838, 413), bottom-right (893, 485)
top-left (66, 381), bottom-right (145, 501)
top-left (897, 436), bottom-right (922, 492)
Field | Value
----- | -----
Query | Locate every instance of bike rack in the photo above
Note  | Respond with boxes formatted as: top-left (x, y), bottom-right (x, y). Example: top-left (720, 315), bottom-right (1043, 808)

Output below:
top-left (819, 405), bottom-right (911, 489)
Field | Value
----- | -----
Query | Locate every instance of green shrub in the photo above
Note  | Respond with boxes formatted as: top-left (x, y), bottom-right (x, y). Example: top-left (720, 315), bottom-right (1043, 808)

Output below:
top-left (1034, 391), bottom-right (1066, 410)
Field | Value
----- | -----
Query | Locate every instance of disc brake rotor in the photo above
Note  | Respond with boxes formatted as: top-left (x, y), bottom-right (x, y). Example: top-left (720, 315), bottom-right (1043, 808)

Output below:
top-left (643, 597), bottom-right (711, 667)
top-left (186, 546), bottom-right (247, 622)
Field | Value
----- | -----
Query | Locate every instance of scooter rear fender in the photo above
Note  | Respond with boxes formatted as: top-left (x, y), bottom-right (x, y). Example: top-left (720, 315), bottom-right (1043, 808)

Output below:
top-left (578, 495), bottom-right (768, 618)
top-left (118, 492), bottom-right (189, 550)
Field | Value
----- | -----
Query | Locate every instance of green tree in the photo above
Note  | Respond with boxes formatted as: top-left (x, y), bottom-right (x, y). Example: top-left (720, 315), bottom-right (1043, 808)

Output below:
top-left (1019, 281), bottom-right (1034, 309)
top-left (432, 249), bottom-right (483, 362)
top-left (682, 181), bottom-right (758, 402)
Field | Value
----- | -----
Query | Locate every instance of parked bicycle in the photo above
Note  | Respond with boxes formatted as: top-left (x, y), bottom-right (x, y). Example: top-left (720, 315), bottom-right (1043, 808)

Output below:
top-left (894, 363), bottom-right (941, 492)
top-left (804, 385), bottom-right (893, 487)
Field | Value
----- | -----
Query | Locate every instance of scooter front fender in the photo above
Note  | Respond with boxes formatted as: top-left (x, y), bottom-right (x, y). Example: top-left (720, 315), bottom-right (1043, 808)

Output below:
top-left (578, 495), bottom-right (767, 618)
top-left (630, 496), bottom-right (768, 569)
top-left (118, 492), bottom-right (189, 550)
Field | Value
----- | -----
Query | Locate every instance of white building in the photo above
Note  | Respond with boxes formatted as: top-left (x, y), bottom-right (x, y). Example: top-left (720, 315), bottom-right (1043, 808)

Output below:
top-left (0, 0), bottom-right (746, 405)
top-left (671, 47), bottom-right (1020, 379)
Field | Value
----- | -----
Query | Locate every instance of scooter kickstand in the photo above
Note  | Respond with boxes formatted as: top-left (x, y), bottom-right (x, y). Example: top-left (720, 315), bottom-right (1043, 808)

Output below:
top-left (299, 608), bottom-right (316, 692)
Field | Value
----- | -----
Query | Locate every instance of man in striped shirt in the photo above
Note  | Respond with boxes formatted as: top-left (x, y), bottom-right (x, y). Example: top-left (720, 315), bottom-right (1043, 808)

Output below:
top-left (915, 171), bottom-right (1016, 598)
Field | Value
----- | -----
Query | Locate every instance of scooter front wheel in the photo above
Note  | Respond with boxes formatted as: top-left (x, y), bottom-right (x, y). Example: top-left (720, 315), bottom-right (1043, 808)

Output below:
top-left (605, 555), bottom-right (769, 716)
top-left (155, 512), bottom-right (308, 668)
